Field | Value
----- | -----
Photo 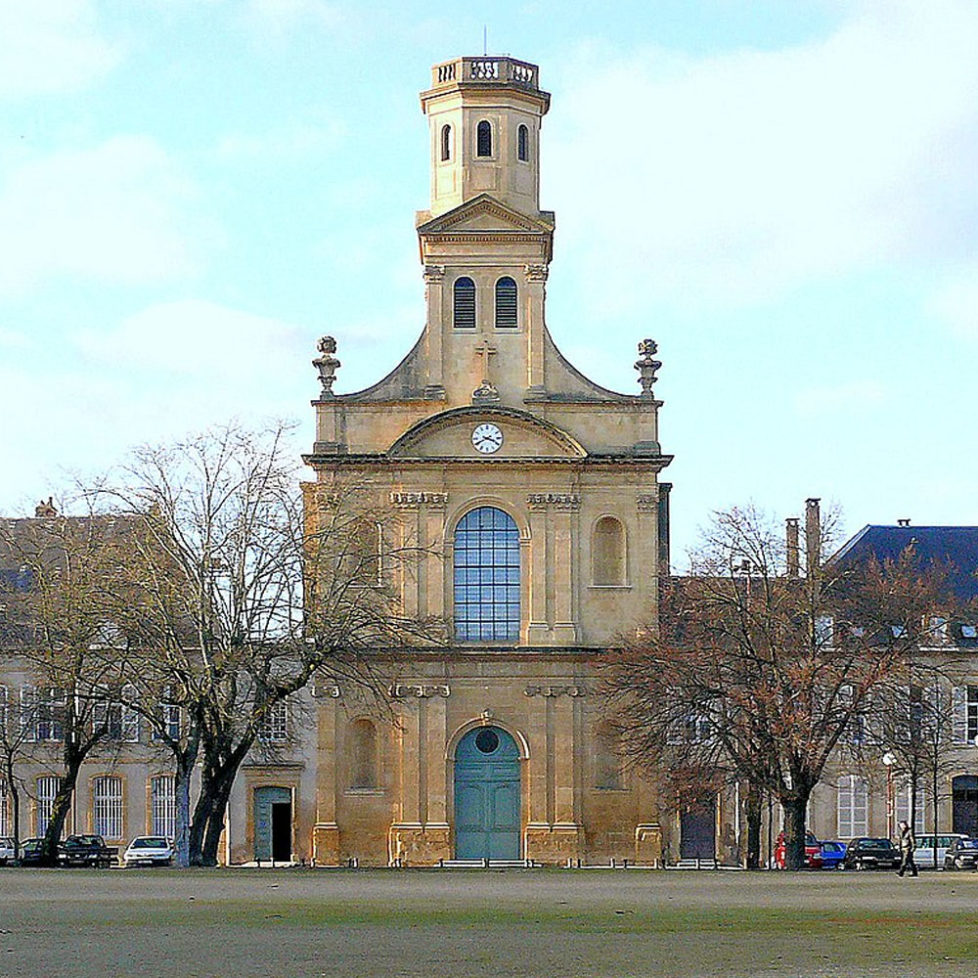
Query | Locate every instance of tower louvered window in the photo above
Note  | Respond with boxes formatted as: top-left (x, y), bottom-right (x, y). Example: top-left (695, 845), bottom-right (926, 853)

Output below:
top-left (477, 120), bottom-right (492, 157)
top-left (453, 277), bottom-right (476, 329)
top-left (518, 124), bottom-right (529, 161)
top-left (494, 276), bottom-right (517, 329)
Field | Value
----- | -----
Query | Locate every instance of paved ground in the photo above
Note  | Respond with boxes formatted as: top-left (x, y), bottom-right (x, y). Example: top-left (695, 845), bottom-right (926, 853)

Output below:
top-left (0, 867), bottom-right (976, 977)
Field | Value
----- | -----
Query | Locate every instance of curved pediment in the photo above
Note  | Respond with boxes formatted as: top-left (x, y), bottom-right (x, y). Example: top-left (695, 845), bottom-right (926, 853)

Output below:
top-left (388, 406), bottom-right (586, 460)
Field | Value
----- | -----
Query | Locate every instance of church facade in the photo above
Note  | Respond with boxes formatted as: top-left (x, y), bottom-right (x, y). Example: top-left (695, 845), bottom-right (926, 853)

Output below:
top-left (301, 56), bottom-right (673, 866)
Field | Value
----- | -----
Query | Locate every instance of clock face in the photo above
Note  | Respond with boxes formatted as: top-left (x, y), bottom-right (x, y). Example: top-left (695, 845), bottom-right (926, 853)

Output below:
top-left (472, 422), bottom-right (503, 454)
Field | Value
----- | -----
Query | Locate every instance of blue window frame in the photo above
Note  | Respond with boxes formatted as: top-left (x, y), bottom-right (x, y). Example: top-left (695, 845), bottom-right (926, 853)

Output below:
top-left (453, 507), bottom-right (520, 642)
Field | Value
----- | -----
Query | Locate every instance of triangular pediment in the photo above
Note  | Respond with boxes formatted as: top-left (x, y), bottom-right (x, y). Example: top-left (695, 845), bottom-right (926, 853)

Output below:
top-left (417, 195), bottom-right (554, 235)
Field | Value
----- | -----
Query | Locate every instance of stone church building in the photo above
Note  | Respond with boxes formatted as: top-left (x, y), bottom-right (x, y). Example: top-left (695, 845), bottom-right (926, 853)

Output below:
top-left (299, 55), bottom-right (673, 866)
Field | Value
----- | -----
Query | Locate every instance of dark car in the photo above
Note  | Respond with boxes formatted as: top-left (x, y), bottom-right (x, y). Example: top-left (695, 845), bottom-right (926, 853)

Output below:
top-left (57, 834), bottom-right (117, 868)
top-left (819, 840), bottom-right (848, 870)
top-left (774, 831), bottom-right (823, 869)
top-left (841, 837), bottom-right (900, 871)
top-left (943, 838), bottom-right (978, 870)
top-left (18, 838), bottom-right (46, 866)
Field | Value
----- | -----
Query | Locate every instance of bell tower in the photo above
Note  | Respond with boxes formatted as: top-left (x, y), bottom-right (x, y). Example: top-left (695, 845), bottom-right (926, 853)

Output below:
top-left (419, 57), bottom-right (550, 219)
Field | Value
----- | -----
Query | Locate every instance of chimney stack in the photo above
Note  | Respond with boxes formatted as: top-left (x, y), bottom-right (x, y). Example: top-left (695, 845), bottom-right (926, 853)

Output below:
top-left (897, 518), bottom-right (910, 527)
top-left (805, 497), bottom-right (821, 576)
top-left (786, 517), bottom-right (800, 577)
top-left (34, 497), bottom-right (57, 518)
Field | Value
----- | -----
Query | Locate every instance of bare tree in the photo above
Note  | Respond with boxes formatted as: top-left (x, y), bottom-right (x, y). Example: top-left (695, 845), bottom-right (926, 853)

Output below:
top-left (101, 422), bottom-right (436, 866)
top-left (604, 504), bottom-right (950, 870)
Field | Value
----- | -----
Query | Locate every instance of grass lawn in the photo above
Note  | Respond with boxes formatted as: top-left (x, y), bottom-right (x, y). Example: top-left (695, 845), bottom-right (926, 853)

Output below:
top-left (1, 867), bottom-right (976, 977)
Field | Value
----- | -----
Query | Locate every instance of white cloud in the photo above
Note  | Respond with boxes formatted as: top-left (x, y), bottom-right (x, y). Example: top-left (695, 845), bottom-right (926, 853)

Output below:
top-left (0, 0), bottom-right (121, 98)
top-left (794, 379), bottom-right (885, 418)
top-left (0, 137), bottom-right (201, 295)
top-left (546, 0), bottom-right (978, 313)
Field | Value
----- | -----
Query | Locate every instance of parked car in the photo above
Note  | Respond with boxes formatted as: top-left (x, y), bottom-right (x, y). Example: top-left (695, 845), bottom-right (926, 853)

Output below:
top-left (57, 834), bottom-right (117, 868)
top-left (914, 833), bottom-right (969, 870)
top-left (0, 837), bottom-right (15, 865)
top-left (841, 837), bottom-right (901, 870)
top-left (818, 840), bottom-right (848, 870)
top-left (774, 831), bottom-right (823, 869)
top-left (943, 838), bottom-right (978, 870)
top-left (18, 838), bottom-right (46, 866)
top-left (122, 836), bottom-right (174, 867)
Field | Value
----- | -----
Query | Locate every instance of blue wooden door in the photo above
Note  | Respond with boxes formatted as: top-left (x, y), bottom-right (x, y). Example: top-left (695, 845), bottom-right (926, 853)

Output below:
top-left (254, 786), bottom-right (291, 862)
top-left (454, 726), bottom-right (521, 860)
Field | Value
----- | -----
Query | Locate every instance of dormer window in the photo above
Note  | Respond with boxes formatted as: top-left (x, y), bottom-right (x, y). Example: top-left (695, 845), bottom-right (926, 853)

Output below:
top-left (494, 276), bottom-right (517, 329)
top-left (476, 120), bottom-right (492, 157)
top-left (440, 124), bottom-right (452, 162)
top-left (453, 277), bottom-right (475, 329)
top-left (518, 124), bottom-right (529, 162)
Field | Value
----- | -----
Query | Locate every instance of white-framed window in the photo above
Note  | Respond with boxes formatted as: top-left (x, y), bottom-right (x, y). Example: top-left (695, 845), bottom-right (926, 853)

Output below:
top-left (257, 700), bottom-right (288, 743)
top-left (152, 689), bottom-right (181, 742)
top-left (23, 686), bottom-right (65, 742)
top-left (36, 776), bottom-right (60, 836)
top-left (151, 775), bottom-right (176, 838)
top-left (952, 685), bottom-right (978, 745)
top-left (92, 776), bottom-right (124, 840)
top-left (815, 616), bottom-right (834, 646)
top-left (837, 774), bottom-right (868, 837)
top-left (93, 684), bottom-right (139, 743)
top-left (894, 780), bottom-right (926, 835)
top-left (0, 778), bottom-right (8, 835)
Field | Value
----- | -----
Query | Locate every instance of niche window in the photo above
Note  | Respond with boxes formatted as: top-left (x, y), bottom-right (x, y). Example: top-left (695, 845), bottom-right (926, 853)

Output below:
top-left (440, 124), bottom-right (452, 161)
top-left (476, 120), bottom-right (492, 157)
top-left (518, 124), bottom-right (529, 162)
top-left (453, 277), bottom-right (476, 329)
top-left (494, 277), bottom-right (517, 329)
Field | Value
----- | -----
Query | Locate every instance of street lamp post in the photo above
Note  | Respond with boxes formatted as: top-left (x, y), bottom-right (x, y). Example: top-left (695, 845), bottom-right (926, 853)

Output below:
top-left (882, 751), bottom-right (897, 839)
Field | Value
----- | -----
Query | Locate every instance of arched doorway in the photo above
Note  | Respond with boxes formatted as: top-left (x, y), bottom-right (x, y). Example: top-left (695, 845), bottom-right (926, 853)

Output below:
top-left (952, 775), bottom-right (978, 837)
top-left (254, 786), bottom-right (292, 863)
top-left (454, 726), bottom-right (521, 860)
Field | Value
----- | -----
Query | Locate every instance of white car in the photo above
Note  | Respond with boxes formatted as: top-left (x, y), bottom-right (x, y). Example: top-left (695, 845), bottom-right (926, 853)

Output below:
top-left (913, 833), bottom-right (969, 870)
top-left (122, 836), bottom-right (174, 867)
top-left (0, 837), bottom-right (14, 865)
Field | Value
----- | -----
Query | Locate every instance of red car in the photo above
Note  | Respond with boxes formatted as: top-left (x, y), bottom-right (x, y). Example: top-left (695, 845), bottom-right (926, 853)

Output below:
top-left (774, 831), bottom-right (823, 869)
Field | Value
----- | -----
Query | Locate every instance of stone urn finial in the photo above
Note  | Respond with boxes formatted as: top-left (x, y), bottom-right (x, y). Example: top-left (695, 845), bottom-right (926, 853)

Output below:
top-left (634, 338), bottom-right (661, 397)
top-left (313, 335), bottom-right (340, 397)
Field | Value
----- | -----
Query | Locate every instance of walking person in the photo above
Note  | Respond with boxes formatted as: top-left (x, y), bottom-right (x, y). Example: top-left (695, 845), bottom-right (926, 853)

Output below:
top-left (897, 820), bottom-right (918, 877)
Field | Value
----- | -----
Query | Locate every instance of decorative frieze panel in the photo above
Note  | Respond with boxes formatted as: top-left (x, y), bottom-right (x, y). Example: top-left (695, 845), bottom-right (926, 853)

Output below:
top-left (527, 493), bottom-right (581, 511)
top-left (389, 491), bottom-right (448, 508)
top-left (422, 264), bottom-right (445, 283)
top-left (524, 263), bottom-right (549, 283)
top-left (524, 685), bottom-right (586, 698)
top-left (389, 683), bottom-right (451, 699)
top-left (636, 493), bottom-right (658, 512)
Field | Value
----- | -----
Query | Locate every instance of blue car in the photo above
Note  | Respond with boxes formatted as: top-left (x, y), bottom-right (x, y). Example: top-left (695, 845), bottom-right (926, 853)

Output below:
top-left (819, 840), bottom-right (847, 869)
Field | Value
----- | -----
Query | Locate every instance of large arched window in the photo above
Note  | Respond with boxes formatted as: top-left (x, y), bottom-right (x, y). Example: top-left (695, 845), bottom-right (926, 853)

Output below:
top-left (592, 517), bottom-right (626, 585)
top-left (494, 276), bottom-right (517, 329)
top-left (453, 507), bottom-right (520, 642)
top-left (349, 719), bottom-right (378, 789)
top-left (453, 276), bottom-right (475, 329)
top-left (837, 774), bottom-right (868, 838)
top-left (517, 124), bottom-right (529, 162)
top-left (440, 124), bottom-right (452, 161)
top-left (151, 775), bottom-right (175, 838)
top-left (476, 120), bottom-right (492, 157)
top-left (92, 775), bottom-right (124, 839)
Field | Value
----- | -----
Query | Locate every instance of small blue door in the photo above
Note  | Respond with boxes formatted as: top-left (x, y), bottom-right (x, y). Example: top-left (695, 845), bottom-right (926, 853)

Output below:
top-left (254, 786), bottom-right (292, 862)
top-left (454, 726), bottom-right (521, 860)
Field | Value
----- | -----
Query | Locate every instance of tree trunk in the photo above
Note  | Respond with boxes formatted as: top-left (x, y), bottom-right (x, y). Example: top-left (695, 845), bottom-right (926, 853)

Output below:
top-left (744, 781), bottom-right (763, 870)
top-left (781, 792), bottom-right (811, 871)
top-left (199, 772), bottom-right (236, 866)
top-left (41, 768), bottom-right (79, 866)
top-left (174, 755), bottom-right (194, 869)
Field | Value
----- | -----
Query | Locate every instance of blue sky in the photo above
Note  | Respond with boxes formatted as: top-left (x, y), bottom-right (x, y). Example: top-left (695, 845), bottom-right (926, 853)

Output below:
top-left (1, 0), bottom-right (976, 564)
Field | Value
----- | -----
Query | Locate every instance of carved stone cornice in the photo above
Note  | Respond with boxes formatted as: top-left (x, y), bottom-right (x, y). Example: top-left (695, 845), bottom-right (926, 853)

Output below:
top-left (636, 492), bottom-right (658, 513)
top-left (527, 492), bottom-right (581, 511)
top-left (389, 683), bottom-right (451, 699)
top-left (524, 685), bottom-right (586, 698)
top-left (390, 491), bottom-right (448, 509)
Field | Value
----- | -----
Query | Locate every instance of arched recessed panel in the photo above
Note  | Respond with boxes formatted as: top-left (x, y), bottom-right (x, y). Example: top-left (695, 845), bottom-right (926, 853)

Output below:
top-left (453, 277), bottom-right (475, 329)
top-left (494, 276), bottom-right (517, 329)
top-left (453, 507), bottom-right (519, 642)
top-left (593, 516), bottom-right (626, 586)
top-left (350, 718), bottom-right (378, 789)
top-left (440, 123), bottom-right (452, 161)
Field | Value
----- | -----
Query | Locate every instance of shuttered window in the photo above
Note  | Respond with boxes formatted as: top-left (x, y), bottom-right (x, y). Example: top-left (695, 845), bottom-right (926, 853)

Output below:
top-left (476, 120), bottom-right (492, 157)
top-left (494, 276), bottom-right (517, 329)
top-left (453, 277), bottom-right (475, 329)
